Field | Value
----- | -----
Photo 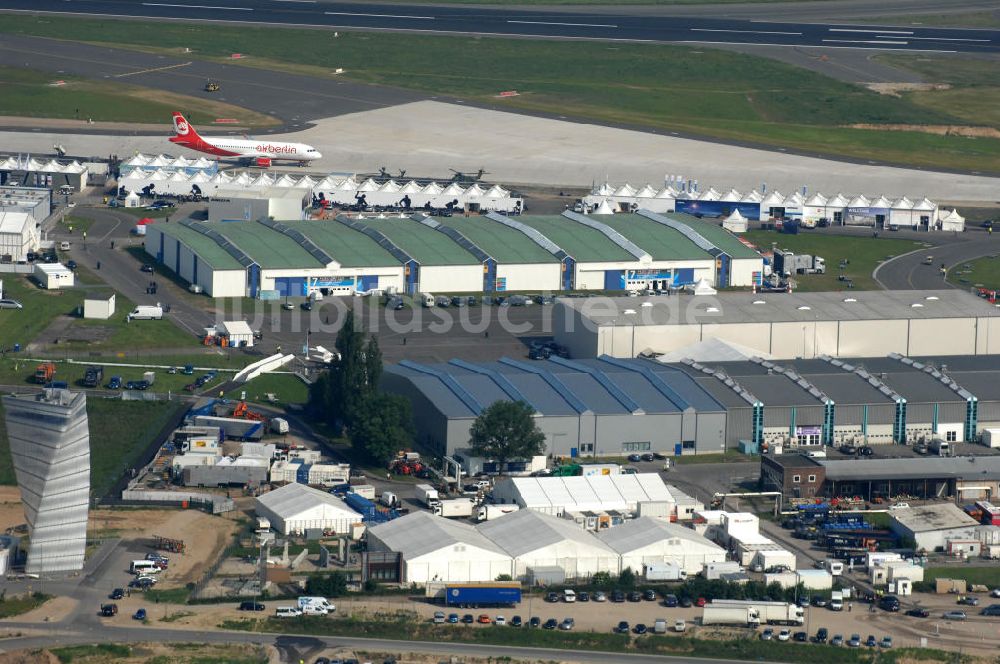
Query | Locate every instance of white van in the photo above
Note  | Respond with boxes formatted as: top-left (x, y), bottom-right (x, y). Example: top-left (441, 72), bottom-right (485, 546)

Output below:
top-left (419, 293), bottom-right (435, 308)
top-left (128, 305), bottom-right (163, 320)
top-left (563, 589), bottom-right (576, 603)
top-left (275, 606), bottom-right (302, 618)
top-left (297, 596), bottom-right (335, 614)
top-left (59, 241), bottom-right (71, 251)
top-left (824, 559), bottom-right (844, 576)
top-left (130, 560), bottom-right (160, 575)
top-left (380, 491), bottom-right (397, 508)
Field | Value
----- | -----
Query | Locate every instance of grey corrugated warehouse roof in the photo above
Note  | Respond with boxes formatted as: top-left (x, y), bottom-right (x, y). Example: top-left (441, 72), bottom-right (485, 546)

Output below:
top-left (596, 516), bottom-right (724, 554)
top-left (384, 357), bottom-right (725, 419)
top-left (561, 290), bottom-right (1000, 327)
top-left (477, 508), bottom-right (618, 558)
top-left (820, 456), bottom-right (1000, 481)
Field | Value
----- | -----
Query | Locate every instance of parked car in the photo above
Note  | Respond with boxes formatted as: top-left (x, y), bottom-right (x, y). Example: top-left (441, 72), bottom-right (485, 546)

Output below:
top-left (627, 591), bottom-right (642, 602)
top-left (239, 601), bottom-right (265, 611)
top-left (300, 301), bottom-right (313, 311)
top-left (109, 589), bottom-right (124, 600)
top-left (477, 614), bottom-right (491, 624)
top-left (957, 596), bottom-right (980, 606)
top-left (979, 605), bottom-right (1000, 616)
top-left (643, 589), bottom-right (657, 601)
top-left (839, 444), bottom-right (857, 455)
top-left (543, 618), bottom-right (558, 630)
top-left (545, 591), bottom-right (560, 603)
top-left (831, 634), bottom-right (844, 647)
top-left (627, 454), bottom-right (642, 463)
top-left (593, 591), bottom-right (607, 602)
top-left (107, 376), bottom-right (123, 389)
top-left (859, 446), bottom-right (874, 456)
top-left (793, 631), bottom-right (808, 643)
top-left (133, 608), bottom-right (147, 621)
top-left (847, 634), bottom-right (862, 647)
top-left (943, 611), bottom-right (967, 620)
top-left (633, 623), bottom-right (648, 635)
top-left (760, 628), bottom-right (774, 641)
top-left (615, 621), bottom-right (630, 634)
top-left (695, 597), bottom-right (707, 607)
top-left (140, 264), bottom-right (154, 273)
top-left (559, 618), bottom-right (575, 630)
top-left (663, 593), bottom-right (678, 607)
top-left (0, 298), bottom-right (23, 309)
top-left (447, 613), bottom-right (459, 623)
top-left (813, 628), bottom-right (829, 644)
top-left (679, 596), bottom-right (693, 608)
top-left (880, 636), bottom-right (893, 649)
top-left (529, 616), bottom-right (541, 628)
top-left (777, 630), bottom-right (791, 642)
top-left (510, 615), bottom-right (522, 627)
top-left (878, 595), bottom-right (901, 612)
top-left (811, 595), bottom-right (827, 608)
top-left (905, 607), bottom-right (930, 618)
top-left (577, 591), bottom-right (590, 602)
top-left (461, 614), bottom-right (474, 624)
top-left (610, 590), bottom-right (626, 603)
top-left (865, 635), bottom-right (877, 647)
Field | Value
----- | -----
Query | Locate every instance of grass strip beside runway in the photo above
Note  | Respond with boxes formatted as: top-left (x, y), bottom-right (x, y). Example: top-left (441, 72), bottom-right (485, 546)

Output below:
top-left (2, 16), bottom-right (999, 172)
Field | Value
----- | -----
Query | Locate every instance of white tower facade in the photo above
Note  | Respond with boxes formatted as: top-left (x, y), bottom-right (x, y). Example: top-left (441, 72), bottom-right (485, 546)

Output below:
top-left (3, 389), bottom-right (90, 573)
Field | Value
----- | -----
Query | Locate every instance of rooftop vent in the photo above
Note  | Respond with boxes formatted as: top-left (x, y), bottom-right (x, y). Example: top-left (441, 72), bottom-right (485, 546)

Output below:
top-left (925, 296), bottom-right (939, 301)
top-left (797, 305), bottom-right (811, 310)
top-left (706, 306), bottom-right (720, 313)
top-left (843, 297), bottom-right (857, 303)
top-left (911, 303), bottom-right (924, 308)
top-left (753, 299), bottom-right (766, 305)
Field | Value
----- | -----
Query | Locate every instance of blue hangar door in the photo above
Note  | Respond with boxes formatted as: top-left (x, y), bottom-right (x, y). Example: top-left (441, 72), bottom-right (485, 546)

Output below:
top-left (604, 270), bottom-right (624, 290)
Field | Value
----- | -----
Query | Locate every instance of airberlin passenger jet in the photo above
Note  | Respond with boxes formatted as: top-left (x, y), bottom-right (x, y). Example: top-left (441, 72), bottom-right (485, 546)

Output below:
top-left (169, 112), bottom-right (322, 165)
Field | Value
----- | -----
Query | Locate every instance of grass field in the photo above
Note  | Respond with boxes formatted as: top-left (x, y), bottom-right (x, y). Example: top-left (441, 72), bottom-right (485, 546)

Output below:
top-left (743, 230), bottom-right (923, 291)
top-left (922, 566), bottom-right (1000, 588)
top-left (226, 373), bottom-right (309, 406)
top-left (875, 55), bottom-right (1000, 133)
top-left (51, 643), bottom-right (268, 664)
top-left (948, 255), bottom-right (1000, 291)
top-left (0, 271), bottom-right (199, 353)
top-left (0, 65), bottom-right (276, 127)
top-left (2, 16), bottom-right (998, 172)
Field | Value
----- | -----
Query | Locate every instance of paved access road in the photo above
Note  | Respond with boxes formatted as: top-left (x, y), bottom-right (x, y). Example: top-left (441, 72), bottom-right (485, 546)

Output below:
top-left (873, 228), bottom-right (1000, 291)
top-left (3, 0), bottom-right (999, 54)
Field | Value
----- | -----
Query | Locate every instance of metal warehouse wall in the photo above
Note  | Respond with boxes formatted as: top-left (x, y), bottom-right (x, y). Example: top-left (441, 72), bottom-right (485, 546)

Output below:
top-left (909, 319), bottom-right (977, 356)
top-left (694, 412), bottom-right (728, 454)
top-left (379, 373), bottom-right (453, 457)
top-left (726, 407), bottom-right (753, 448)
top-left (495, 263), bottom-right (561, 292)
top-left (729, 258), bottom-right (764, 287)
top-left (769, 321), bottom-right (840, 358)
top-left (553, 305), bottom-right (600, 359)
top-left (764, 405), bottom-right (825, 429)
top-left (210, 269), bottom-right (247, 298)
top-left (418, 265), bottom-right (484, 294)
top-left (977, 319), bottom-right (1000, 354)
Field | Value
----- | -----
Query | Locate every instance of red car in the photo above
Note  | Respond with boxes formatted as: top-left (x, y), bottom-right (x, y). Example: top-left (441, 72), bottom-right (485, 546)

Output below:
top-left (477, 614), bottom-right (491, 624)
top-left (696, 597), bottom-right (707, 607)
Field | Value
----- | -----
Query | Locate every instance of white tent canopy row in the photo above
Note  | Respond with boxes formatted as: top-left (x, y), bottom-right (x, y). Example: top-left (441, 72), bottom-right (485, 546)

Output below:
top-left (120, 153), bottom-right (219, 176)
top-left (120, 169), bottom-right (524, 212)
top-left (0, 157), bottom-right (88, 174)
top-left (582, 182), bottom-right (951, 228)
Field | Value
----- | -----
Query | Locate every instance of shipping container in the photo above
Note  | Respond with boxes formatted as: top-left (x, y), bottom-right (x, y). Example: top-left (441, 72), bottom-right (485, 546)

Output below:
top-left (444, 583), bottom-right (521, 608)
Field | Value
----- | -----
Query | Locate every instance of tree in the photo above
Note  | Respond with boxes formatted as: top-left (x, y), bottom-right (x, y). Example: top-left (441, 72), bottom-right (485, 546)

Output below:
top-left (469, 401), bottom-right (546, 472)
top-left (351, 393), bottom-right (414, 463)
top-left (618, 567), bottom-right (636, 590)
top-left (306, 571), bottom-right (348, 597)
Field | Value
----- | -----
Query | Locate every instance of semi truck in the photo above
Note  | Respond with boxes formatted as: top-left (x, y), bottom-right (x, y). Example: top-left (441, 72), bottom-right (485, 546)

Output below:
top-left (434, 498), bottom-right (475, 518)
top-left (443, 583), bottom-right (521, 608)
top-left (773, 249), bottom-right (826, 276)
top-left (703, 600), bottom-right (804, 627)
top-left (415, 483), bottom-right (441, 507)
top-left (83, 365), bottom-right (103, 387)
top-left (477, 504), bottom-right (520, 521)
top-left (34, 362), bottom-right (56, 384)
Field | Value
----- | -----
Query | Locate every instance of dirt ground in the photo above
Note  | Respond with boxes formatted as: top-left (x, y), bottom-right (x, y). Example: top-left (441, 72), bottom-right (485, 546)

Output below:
top-left (88, 508), bottom-right (240, 588)
top-left (0, 597), bottom-right (78, 624)
top-left (0, 487), bottom-right (26, 532)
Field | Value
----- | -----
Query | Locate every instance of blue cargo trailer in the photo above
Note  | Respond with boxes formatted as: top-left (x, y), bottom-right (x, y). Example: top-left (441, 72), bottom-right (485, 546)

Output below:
top-left (444, 583), bottom-right (521, 608)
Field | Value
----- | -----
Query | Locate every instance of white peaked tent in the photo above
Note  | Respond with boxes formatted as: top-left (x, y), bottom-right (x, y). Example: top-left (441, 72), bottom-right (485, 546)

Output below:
top-left (938, 209), bottom-right (965, 232)
top-left (722, 208), bottom-right (748, 233)
top-left (124, 191), bottom-right (141, 208)
top-left (594, 199), bottom-right (616, 215)
top-left (690, 277), bottom-right (718, 295)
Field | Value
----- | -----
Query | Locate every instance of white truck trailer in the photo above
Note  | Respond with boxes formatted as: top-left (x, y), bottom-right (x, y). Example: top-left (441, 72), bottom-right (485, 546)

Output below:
top-left (701, 603), bottom-right (761, 628)
top-left (644, 561), bottom-right (687, 581)
top-left (434, 498), bottom-right (475, 518)
top-left (477, 504), bottom-right (520, 521)
top-left (415, 483), bottom-right (441, 508)
top-left (704, 600), bottom-right (804, 626)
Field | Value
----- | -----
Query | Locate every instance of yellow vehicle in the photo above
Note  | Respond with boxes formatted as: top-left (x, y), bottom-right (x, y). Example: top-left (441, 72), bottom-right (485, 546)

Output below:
top-left (204, 81), bottom-right (220, 92)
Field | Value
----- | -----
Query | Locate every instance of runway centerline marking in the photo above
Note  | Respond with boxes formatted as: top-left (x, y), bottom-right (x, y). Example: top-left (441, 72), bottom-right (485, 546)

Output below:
top-left (324, 11), bottom-right (435, 19)
top-left (823, 39), bottom-right (909, 45)
top-left (274, 0), bottom-right (316, 3)
top-left (901, 36), bottom-right (991, 43)
top-left (507, 20), bottom-right (618, 28)
top-left (114, 61), bottom-right (192, 77)
top-left (142, 2), bottom-right (253, 9)
top-left (691, 28), bottom-right (802, 36)
top-left (828, 28), bottom-right (913, 35)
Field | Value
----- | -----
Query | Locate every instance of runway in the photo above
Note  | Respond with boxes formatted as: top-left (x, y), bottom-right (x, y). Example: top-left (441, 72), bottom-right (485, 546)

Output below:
top-left (0, 33), bottom-right (424, 133)
top-left (2, 0), bottom-right (999, 54)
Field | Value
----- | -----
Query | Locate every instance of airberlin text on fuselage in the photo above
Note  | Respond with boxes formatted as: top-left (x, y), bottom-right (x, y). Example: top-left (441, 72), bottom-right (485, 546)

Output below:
top-left (256, 144), bottom-right (299, 154)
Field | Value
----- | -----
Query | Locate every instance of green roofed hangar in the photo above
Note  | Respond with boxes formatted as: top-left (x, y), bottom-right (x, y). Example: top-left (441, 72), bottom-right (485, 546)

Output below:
top-left (145, 211), bottom-right (764, 298)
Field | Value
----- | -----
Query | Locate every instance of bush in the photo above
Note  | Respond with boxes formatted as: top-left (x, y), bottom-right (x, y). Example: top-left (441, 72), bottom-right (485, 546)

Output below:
top-left (306, 571), bottom-right (348, 597)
